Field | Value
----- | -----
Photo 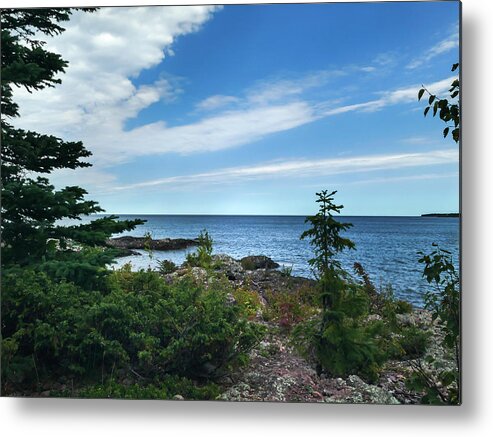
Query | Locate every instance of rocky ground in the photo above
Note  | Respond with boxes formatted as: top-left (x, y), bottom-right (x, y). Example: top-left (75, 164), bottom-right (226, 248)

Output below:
top-left (217, 323), bottom-right (401, 404)
top-left (163, 253), bottom-right (450, 404)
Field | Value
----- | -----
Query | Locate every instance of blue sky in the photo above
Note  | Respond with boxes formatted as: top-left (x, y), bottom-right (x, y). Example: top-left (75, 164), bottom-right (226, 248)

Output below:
top-left (14, 2), bottom-right (460, 215)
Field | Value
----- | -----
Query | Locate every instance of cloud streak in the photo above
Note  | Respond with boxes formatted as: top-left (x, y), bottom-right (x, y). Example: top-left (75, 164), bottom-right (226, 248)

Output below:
top-left (109, 148), bottom-right (458, 193)
top-left (407, 27), bottom-right (459, 69)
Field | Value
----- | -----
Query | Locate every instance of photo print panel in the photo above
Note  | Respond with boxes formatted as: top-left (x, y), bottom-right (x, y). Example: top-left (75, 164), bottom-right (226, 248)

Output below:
top-left (1, 1), bottom-right (461, 404)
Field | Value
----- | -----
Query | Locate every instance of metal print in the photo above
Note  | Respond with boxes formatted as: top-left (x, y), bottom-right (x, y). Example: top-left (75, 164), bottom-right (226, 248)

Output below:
top-left (0, 2), bottom-right (461, 404)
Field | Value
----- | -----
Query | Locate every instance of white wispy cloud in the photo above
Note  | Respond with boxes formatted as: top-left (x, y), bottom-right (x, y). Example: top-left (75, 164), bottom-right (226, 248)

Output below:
top-left (400, 136), bottom-right (439, 146)
top-left (109, 148), bottom-right (458, 193)
top-left (11, 6), bottom-right (457, 182)
top-left (12, 6), bottom-right (221, 160)
top-left (122, 101), bottom-right (316, 156)
top-left (196, 95), bottom-right (240, 111)
top-left (342, 171), bottom-right (458, 186)
top-left (407, 27), bottom-right (459, 69)
top-left (246, 70), bottom-right (346, 105)
top-left (320, 76), bottom-right (455, 116)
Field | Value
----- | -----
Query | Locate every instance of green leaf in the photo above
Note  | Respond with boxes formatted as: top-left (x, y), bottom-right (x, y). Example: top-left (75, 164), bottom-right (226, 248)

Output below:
top-left (452, 128), bottom-right (460, 143)
top-left (433, 101), bottom-right (439, 117)
top-left (418, 88), bottom-right (425, 101)
top-left (451, 63), bottom-right (459, 72)
top-left (424, 106), bottom-right (430, 117)
top-left (428, 95), bottom-right (435, 105)
top-left (443, 127), bottom-right (450, 138)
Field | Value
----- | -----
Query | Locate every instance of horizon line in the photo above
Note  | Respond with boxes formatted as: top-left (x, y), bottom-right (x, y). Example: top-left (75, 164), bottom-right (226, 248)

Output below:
top-left (93, 212), bottom-right (460, 217)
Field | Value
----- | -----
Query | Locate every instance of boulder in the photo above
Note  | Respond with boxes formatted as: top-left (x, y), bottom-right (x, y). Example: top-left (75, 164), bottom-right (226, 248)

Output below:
top-left (212, 254), bottom-right (245, 280)
top-left (240, 255), bottom-right (280, 271)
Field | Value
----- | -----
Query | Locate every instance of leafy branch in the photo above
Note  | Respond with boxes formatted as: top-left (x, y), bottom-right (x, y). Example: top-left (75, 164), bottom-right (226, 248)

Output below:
top-left (418, 63), bottom-right (460, 143)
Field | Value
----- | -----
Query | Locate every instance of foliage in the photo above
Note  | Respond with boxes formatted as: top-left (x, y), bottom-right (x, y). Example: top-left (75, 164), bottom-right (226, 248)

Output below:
top-left (240, 258), bottom-right (257, 271)
top-left (354, 264), bottom-right (413, 323)
top-left (351, 263), bottom-right (427, 362)
top-left (280, 265), bottom-right (293, 277)
top-left (301, 282), bottom-right (387, 382)
top-left (418, 63), bottom-right (460, 143)
top-left (353, 262), bottom-right (386, 313)
top-left (75, 376), bottom-right (221, 400)
top-left (296, 191), bottom-right (387, 381)
top-left (186, 229), bottom-right (214, 269)
top-left (142, 232), bottom-right (154, 261)
top-left (419, 245), bottom-right (460, 355)
top-left (1, 267), bottom-right (264, 393)
top-left (413, 63), bottom-right (460, 404)
top-left (263, 285), bottom-right (319, 331)
top-left (295, 195), bottom-right (426, 381)
top-left (406, 244), bottom-right (460, 404)
top-left (301, 190), bottom-right (355, 280)
top-left (232, 286), bottom-right (263, 320)
top-left (157, 259), bottom-right (178, 275)
top-left (0, 8), bottom-right (144, 285)
top-left (396, 326), bottom-right (430, 360)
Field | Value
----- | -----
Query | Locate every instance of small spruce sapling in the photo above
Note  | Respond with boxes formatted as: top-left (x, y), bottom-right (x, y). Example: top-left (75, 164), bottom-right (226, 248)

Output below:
top-left (298, 191), bottom-right (383, 381)
top-left (301, 190), bottom-right (355, 312)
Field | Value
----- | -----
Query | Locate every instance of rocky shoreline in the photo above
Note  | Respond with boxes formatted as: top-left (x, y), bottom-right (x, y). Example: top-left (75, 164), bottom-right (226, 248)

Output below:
top-left (160, 253), bottom-right (450, 404)
top-left (107, 235), bottom-right (198, 256)
top-left (164, 253), bottom-right (314, 296)
top-left (8, 251), bottom-right (451, 404)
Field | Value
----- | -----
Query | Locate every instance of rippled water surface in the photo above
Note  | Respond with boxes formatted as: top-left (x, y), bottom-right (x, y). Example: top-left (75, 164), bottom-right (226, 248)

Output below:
top-left (99, 215), bottom-right (460, 306)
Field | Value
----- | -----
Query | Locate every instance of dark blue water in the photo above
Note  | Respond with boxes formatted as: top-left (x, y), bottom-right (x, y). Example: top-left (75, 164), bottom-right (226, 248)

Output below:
top-left (104, 215), bottom-right (459, 307)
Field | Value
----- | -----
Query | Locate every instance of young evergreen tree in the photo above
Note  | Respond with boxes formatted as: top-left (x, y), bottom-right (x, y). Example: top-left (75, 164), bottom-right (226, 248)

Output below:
top-left (299, 191), bottom-right (384, 380)
top-left (1, 9), bottom-right (144, 288)
top-left (301, 190), bottom-right (355, 311)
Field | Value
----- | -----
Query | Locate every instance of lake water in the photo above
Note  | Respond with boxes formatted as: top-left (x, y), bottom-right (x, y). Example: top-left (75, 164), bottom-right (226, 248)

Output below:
top-left (105, 215), bottom-right (459, 307)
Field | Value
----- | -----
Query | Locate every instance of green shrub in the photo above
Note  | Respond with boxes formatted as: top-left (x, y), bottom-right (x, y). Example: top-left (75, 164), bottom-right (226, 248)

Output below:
top-left (157, 259), bottom-right (177, 275)
top-left (394, 299), bottom-right (414, 314)
top-left (397, 326), bottom-right (430, 359)
top-left (232, 286), bottom-right (263, 320)
top-left (1, 268), bottom-right (103, 386)
top-left (1, 266), bottom-right (264, 393)
top-left (263, 285), bottom-right (318, 331)
top-left (75, 375), bottom-right (221, 400)
top-left (292, 282), bottom-right (386, 382)
top-left (280, 265), bottom-right (293, 277)
top-left (406, 244), bottom-right (460, 405)
top-left (186, 229), bottom-right (214, 269)
top-left (240, 258), bottom-right (256, 271)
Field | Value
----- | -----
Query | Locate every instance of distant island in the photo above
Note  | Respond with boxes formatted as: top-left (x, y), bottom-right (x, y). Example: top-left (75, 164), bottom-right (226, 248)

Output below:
top-left (421, 213), bottom-right (460, 218)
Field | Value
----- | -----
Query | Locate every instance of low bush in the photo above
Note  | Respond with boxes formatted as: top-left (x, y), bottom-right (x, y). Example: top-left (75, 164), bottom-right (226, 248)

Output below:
top-left (291, 280), bottom-right (386, 382)
top-left (186, 229), bottom-right (214, 269)
top-left (1, 266), bottom-right (264, 393)
top-left (157, 259), bottom-right (177, 275)
top-left (231, 286), bottom-right (263, 320)
top-left (397, 326), bottom-right (430, 359)
top-left (75, 375), bottom-right (221, 400)
top-left (406, 244), bottom-right (460, 404)
top-left (263, 285), bottom-right (319, 331)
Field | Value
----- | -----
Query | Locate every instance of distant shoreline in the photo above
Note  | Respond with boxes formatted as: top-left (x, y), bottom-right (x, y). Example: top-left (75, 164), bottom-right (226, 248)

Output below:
top-left (421, 213), bottom-right (460, 218)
